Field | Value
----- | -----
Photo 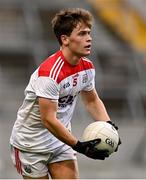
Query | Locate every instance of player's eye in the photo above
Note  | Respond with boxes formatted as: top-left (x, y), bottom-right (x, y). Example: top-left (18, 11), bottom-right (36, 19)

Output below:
top-left (79, 31), bottom-right (87, 36)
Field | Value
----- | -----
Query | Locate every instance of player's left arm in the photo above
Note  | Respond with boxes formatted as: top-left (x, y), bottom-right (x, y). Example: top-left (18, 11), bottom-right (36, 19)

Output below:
top-left (81, 88), bottom-right (121, 150)
top-left (81, 88), bottom-right (110, 122)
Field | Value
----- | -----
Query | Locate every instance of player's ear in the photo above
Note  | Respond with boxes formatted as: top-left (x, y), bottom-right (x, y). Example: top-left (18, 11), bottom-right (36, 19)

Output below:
top-left (61, 35), bottom-right (69, 46)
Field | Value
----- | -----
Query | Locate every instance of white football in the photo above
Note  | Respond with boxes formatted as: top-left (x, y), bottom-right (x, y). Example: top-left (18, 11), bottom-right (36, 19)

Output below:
top-left (82, 121), bottom-right (119, 155)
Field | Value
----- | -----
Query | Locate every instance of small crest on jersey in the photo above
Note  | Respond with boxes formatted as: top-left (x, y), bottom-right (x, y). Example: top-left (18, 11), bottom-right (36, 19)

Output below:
top-left (82, 74), bottom-right (88, 83)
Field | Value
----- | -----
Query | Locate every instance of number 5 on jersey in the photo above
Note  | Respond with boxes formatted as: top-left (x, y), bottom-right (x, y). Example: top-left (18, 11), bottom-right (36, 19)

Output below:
top-left (73, 74), bottom-right (79, 87)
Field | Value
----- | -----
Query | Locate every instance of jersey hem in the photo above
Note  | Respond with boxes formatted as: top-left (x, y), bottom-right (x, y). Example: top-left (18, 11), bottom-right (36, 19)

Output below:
top-left (10, 142), bottom-right (65, 154)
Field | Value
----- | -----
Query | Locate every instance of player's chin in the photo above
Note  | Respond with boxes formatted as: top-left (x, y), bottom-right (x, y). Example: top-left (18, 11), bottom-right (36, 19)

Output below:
top-left (82, 50), bottom-right (91, 56)
top-left (77, 49), bottom-right (91, 57)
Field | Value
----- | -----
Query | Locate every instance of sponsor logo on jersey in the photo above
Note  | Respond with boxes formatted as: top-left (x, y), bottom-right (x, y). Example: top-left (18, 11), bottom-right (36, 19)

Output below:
top-left (58, 94), bottom-right (76, 108)
top-left (63, 82), bottom-right (70, 89)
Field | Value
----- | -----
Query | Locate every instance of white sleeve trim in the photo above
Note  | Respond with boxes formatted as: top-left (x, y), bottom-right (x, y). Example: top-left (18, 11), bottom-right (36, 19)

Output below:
top-left (35, 77), bottom-right (60, 100)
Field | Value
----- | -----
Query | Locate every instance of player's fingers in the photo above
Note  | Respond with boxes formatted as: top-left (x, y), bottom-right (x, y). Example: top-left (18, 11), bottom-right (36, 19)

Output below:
top-left (107, 121), bottom-right (118, 130)
top-left (97, 149), bottom-right (109, 157)
top-left (89, 138), bottom-right (101, 147)
top-left (115, 138), bottom-right (121, 152)
top-left (118, 138), bottom-right (122, 145)
top-left (94, 151), bottom-right (109, 160)
top-left (98, 150), bottom-right (109, 157)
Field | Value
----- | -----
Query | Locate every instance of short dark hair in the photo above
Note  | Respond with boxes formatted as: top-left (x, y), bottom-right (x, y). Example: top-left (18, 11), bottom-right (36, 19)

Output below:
top-left (51, 8), bottom-right (93, 45)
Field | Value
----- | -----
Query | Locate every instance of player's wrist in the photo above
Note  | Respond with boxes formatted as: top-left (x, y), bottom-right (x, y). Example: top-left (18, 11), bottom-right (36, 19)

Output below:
top-left (72, 141), bottom-right (83, 153)
top-left (70, 138), bottom-right (78, 147)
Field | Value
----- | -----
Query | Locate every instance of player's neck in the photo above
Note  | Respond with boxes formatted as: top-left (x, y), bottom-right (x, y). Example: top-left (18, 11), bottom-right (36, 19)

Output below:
top-left (61, 48), bottom-right (81, 66)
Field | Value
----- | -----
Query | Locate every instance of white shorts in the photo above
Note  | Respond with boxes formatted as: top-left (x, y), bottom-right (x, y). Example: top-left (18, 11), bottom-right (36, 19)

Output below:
top-left (10, 144), bottom-right (77, 178)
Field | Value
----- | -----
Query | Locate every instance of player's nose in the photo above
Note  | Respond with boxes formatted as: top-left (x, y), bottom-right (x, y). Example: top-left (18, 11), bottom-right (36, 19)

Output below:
top-left (87, 35), bottom-right (92, 41)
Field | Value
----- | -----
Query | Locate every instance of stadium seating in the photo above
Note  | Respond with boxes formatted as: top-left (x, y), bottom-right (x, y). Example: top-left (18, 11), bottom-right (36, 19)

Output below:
top-left (88, 0), bottom-right (146, 52)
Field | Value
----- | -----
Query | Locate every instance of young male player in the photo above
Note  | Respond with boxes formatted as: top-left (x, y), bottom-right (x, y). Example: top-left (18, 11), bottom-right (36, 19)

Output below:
top-left (10, 8), bottom-right (120, 179)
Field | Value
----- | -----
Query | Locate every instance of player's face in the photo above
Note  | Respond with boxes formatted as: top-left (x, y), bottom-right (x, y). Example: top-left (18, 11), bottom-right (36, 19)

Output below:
top-left (66, 22), bottom-right (92, 57)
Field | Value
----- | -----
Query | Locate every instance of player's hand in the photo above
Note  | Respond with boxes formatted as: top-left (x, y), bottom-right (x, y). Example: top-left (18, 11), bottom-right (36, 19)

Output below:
top-left (72, 139), bottom-right (109, 160)
top-left (107, 121), bottom-right (122, 152)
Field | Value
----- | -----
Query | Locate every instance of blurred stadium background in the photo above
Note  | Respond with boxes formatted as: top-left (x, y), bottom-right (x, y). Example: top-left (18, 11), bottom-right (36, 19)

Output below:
top-left (0, 0), bottom-right (146, 178)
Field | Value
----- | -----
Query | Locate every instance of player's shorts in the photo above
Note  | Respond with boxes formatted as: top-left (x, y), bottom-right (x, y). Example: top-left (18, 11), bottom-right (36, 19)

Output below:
top-left (10, 144), bottom-right (77, 178)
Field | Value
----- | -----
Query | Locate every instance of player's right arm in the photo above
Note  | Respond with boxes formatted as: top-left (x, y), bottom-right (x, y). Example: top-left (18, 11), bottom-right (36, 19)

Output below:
top-left (38, 97), bottom-right (78, 147)
top-left (39, 97), bottom-right (109, 160)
